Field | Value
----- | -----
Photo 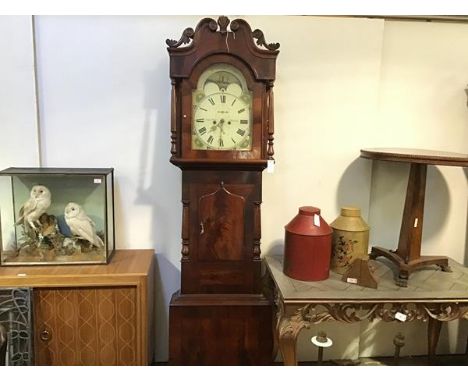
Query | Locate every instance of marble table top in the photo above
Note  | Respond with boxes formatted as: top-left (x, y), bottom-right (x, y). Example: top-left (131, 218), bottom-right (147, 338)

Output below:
top-left (265, 255), bottom-right (468, 302)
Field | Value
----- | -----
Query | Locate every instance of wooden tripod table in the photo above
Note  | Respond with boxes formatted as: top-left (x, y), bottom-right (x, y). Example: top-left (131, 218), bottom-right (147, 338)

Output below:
top-left (361, 148), bottom-right (468, 287)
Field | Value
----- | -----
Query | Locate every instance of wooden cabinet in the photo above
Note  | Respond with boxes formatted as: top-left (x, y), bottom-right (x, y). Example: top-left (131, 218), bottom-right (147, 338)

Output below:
top-left (0, 250), bottom-right (154, 365)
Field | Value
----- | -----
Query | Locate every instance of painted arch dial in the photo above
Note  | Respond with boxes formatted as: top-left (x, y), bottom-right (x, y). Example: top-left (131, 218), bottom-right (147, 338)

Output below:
top-left (192, 64), bottom-right (252, 151)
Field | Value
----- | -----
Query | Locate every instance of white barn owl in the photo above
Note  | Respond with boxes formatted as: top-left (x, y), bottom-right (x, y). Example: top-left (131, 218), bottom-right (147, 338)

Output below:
top-left (16, 185), bottom-right (52, 230)
top-left (64, 202), bottom-right (104, 248)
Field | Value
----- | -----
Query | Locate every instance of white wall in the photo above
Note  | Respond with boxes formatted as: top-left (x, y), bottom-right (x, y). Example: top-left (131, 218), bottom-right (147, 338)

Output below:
top-left (33, 15), bottom-right (193, 362)
top-left (365, 20), bottom-right (468, 358)
top-left (0, 16), bottom-right (38, 168)
top-left (262, 15), bottom-right (383, 257)
top-left (1, 15), bottom-right (467, 362)
top-left (369, 20), bottom-right (468, 263)
top-left (0, 16), bottom-right (39, 255)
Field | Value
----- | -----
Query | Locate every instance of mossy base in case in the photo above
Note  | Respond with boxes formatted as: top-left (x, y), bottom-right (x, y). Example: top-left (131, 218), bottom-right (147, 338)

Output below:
top-left (1, 248), bottom-right (106, 266)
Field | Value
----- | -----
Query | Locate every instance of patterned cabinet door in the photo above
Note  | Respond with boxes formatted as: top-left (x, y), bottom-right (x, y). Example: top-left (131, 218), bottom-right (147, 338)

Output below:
top-left (34, 287), bottom-right (138, 366)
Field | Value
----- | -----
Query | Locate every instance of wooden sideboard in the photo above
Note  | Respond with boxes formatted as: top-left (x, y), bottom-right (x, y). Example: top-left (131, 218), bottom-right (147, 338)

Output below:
top-left (0, 249), bottom-right (154, 366)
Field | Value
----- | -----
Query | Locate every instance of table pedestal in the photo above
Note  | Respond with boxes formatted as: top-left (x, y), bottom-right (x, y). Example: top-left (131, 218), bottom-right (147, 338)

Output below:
top-left (369, 163), bottom-right (451, 287)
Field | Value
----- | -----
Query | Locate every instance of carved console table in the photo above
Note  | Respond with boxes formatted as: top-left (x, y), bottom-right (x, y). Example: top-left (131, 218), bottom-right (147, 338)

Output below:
top-left (264, 254), bottom-right (468, 366)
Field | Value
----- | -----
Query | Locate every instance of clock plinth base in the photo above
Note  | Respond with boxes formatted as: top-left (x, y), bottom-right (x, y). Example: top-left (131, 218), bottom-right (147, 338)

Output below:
top-left (169, 291), bottom-right (273, 365)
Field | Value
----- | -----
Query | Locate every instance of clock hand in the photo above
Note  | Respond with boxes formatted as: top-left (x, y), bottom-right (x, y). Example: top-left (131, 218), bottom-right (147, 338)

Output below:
top-left (210, 119), bottom-right (222, 132)
top-left (211, 119), bottom-right (226, 134)
top-left (218, 119), bottom-right (225, 135)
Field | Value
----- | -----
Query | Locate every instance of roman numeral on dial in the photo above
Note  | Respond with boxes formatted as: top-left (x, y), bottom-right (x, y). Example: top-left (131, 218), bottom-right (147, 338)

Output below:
top-left (238, 108), bottom-right (245, 114)
top-left (237, 129), bottom-right (245, 136)
top-left (196, 118), bottom-right (204, 123)
top-left (220, 94), bottom-right (226, 103)
top-left (207, 136), bottom-right (214, 144)
top-left (240, 120), bottom-right (248, 124)
top-left (219, 138), bottom-right (224, 147)
top-left (208, 98), bottom-right (215, 105)
top-left (198, 127), bottom-right (207, 135)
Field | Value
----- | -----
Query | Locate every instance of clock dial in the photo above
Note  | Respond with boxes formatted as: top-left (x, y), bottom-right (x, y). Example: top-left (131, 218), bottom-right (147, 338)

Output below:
top-left (193, 92), bottom-right (251, 150)
top-left (192, 64), bottom-right (252, 151)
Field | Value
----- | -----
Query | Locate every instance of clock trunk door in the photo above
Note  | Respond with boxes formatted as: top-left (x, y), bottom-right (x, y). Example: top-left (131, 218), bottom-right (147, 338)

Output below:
top-left (198, 185), bottom-right (245, 261)
top-left (181, 170), bottom-right (262, 294)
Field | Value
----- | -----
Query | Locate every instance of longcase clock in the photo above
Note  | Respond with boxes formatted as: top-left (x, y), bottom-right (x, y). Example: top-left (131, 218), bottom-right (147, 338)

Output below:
top-left (166, 16), bottom-right (279, 365)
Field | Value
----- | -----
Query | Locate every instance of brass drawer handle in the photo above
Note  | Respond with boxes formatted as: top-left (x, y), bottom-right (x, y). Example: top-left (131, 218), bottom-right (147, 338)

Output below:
top-left (40, 329), bottom-right (50, 342)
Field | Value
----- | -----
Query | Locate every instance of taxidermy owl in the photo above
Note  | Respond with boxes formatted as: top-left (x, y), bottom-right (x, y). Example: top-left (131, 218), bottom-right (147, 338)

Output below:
top-left (64, 202), bottom-right (104, 248)
top-left (15, 185), bottom-right (52, 230)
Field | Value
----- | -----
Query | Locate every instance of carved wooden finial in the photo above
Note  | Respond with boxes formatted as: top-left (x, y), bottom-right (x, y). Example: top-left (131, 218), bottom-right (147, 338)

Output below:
top-left (218, 16), bottom-right (230, 33)
top-left (252, 29), bottom-right (280, 51)
top-left (166, 27), bottom-right (195, 48)
top-left (166, 16), bottom-right (280, 52)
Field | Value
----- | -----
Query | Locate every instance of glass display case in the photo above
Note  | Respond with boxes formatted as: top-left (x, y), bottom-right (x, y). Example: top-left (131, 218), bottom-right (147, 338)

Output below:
top-left (0, 168), bottom-right (115, 266)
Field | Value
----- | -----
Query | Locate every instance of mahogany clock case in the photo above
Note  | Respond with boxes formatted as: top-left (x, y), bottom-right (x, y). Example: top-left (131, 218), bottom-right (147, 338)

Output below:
top-left (167, 16), bottom-right (280, 365)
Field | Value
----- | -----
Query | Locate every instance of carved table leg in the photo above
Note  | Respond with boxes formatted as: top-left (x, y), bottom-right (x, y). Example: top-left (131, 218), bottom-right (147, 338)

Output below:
top-left (278, 316), bottom-right (308, 366)
top-left (427, 318), bottom-right (442, 364)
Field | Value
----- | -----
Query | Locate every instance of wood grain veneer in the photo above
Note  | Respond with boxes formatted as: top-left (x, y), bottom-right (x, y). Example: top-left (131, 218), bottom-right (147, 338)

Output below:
top-left (0, 249), bottom-right (154, 365)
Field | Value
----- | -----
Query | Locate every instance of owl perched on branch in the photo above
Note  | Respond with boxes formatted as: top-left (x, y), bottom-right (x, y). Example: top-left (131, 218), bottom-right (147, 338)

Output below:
top-left (16, 185), bottom-right (52, 230)
top-left (64, 202), bottom-right (104, 248)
